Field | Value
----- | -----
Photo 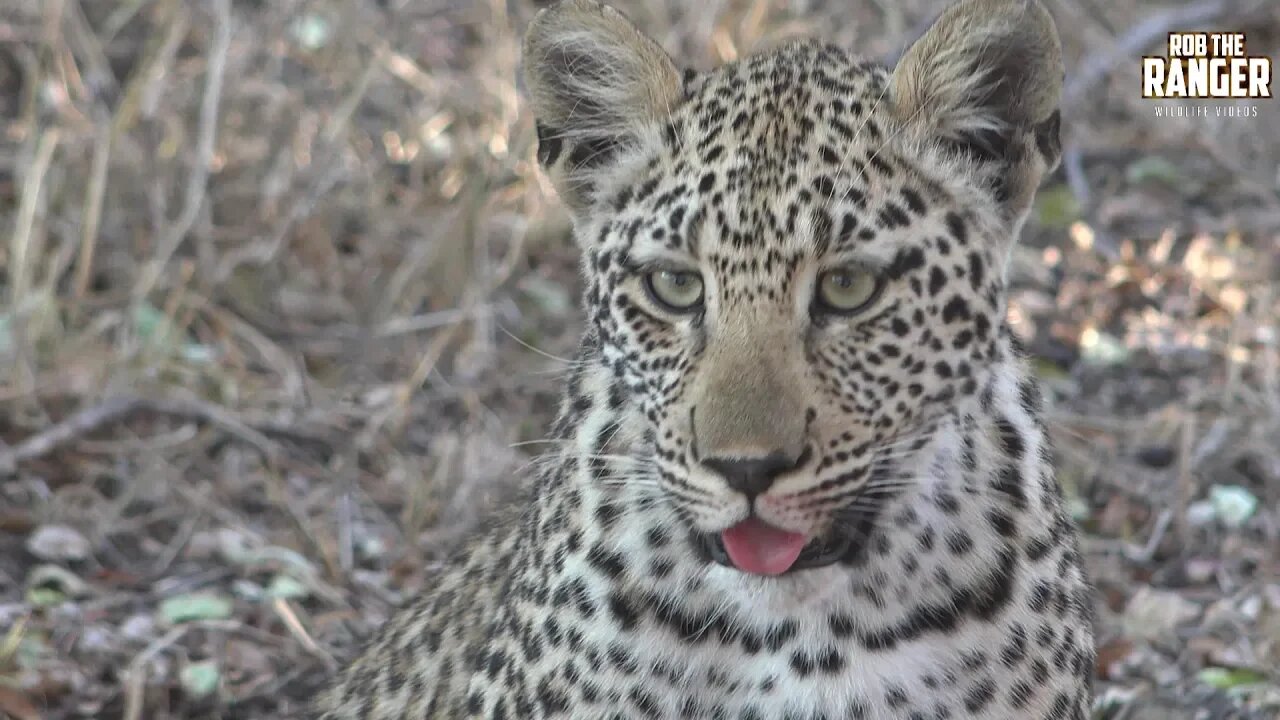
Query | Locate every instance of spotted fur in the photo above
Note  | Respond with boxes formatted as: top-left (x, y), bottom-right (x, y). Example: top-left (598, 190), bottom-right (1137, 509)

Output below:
top-left (315, 0), bottom-right (1094, 717)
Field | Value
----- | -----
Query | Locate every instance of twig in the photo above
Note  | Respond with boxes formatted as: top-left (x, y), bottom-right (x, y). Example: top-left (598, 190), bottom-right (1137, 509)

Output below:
top-left (338, 486), bottom-right (355, 575)
top-left (211, 157), bottom-right (347, 283)
top-left (110, 0), bottom-right (187, 137)
top-left (211, 45), bottom-right (376, 283)
top-left (144, 395), bottom-right (283, 460)
top-left (4, 124), bottom-right (59, 398)
top-left (72, 120), bottom-right (111, 314)
top-left (99, 0), bottom-right (153, 46)
top-left (378, 43), bottom-right (439, 96)
top-left (272, 598), bottom-right (337, 670)
top-left (8, 128), bottom-right (60, 315)
top-left (1125, 509), bottom-right (1174, 563)
top-left (131, 0), bottom-right (231, 302)
top-left (1174, 412), bottom-right (1197, 549)
top-left (122, 625), bottom-right (190, 720)
top-left (0, 394), bottom-right (339, 475)
top-left (0, 396), bottom-right (135, 475)
top-left (121, 618), bottom-right (276, 720)
top-left (373, 306), bottom-right (494, 338)
top-left (65, 0), bottom-right (122, 100)
top-left (149, 511), bottom-right (202, 578)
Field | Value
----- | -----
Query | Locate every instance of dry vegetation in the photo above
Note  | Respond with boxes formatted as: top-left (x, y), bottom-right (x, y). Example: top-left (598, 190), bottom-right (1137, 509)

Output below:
top-left (0, 0), bottom-right (1278, 718)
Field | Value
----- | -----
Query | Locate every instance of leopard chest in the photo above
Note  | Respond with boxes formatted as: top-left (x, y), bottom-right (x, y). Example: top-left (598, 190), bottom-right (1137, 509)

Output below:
top-left (465, 528), bottom-right (1085, 720)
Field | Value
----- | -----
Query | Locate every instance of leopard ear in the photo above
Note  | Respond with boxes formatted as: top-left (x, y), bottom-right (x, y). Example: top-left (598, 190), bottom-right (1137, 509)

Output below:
top-left (523, 0), bottom-right (683, 215)
top-left (891, 0), bottom-right (1063, 219)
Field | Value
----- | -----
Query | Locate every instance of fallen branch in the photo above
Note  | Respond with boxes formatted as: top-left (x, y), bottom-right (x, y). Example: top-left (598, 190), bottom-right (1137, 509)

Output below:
top-left (0, 396), bottom-right (135, 474)
top-left (0, 395), bottom-right (337, 474)
top-left (131, 0), bottom-right (231, 302)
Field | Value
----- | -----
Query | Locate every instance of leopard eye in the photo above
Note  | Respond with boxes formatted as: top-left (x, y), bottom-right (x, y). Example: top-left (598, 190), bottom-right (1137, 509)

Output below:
top-left (814, 267), bottom-right (882, 314)
top-left (644, 270), bottom-right (704, 312)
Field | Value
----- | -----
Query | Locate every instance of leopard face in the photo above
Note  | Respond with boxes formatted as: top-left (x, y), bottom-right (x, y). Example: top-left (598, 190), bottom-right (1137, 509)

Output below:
top-left (525, 0), bottom-right (1063, 578)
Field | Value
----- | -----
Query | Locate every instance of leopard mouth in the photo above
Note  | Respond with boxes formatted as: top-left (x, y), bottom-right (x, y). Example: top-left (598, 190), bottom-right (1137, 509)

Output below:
top-left (691, 526), bottom-right (861, 574)
top-left (685, 441), bottom-right (914, 575)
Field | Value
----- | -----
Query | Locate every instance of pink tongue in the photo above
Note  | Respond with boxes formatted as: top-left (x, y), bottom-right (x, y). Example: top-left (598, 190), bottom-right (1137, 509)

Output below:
top-left (720, 518), bottom-right (808, 576)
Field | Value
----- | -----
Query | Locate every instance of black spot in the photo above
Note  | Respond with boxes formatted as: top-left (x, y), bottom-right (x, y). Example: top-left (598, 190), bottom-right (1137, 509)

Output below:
top-left (964, 678), bottom-right (997, 713)
top-left (586, 544), bottom-right (626, 578)
top-left (668, 206), bottom-right (686, 231)
top-left (817, 646), bottom-right (845, 674)
top-left (900, 188), bottom-right (926, 215)
top-left (877, 203), bottom-right (910, 229)
top-left (812, 209), bottom-right (833, 255)
top-left (1001, 623), bottom-right (1028, 667)
top-left (986, 508), bottom-right (1017, 537)
top-left (607, 592), bottom-right (641, 630)
top-left (992, 464), bottom-right (1027, 510)
top-left (941, 296), bottom-right (971, 323)
top-left (968, 251), bottom-right (985, 291)
top-left (789, 651), bottom-right (813, 677)
top-left (928, 266), bottom-right (947, 296)
top-left (829, 614), bottom-right (855, 637)
top-left (887, 247), bottom-right (925, 280)
top-left (537, 677), bottom-right (569, 713)
top-left (594, 500), bottom-right (620, 528)
top-left (663, 120), bottom-right (679, 148)
top-left (946, 530), bottom-right (973, 554)
top-left (945, 212), bottom-right (967, 245)
top-left (764, 621), bottom-right (798, 652)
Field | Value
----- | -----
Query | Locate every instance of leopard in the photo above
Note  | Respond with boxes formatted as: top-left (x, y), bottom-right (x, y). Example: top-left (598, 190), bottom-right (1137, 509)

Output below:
top-left (314, 0), bottom-right (1096, 717)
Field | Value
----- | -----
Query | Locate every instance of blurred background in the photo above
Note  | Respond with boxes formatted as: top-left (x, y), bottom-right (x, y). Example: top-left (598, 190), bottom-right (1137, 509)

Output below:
top-left (0, 0), bottom-right (1277, 717)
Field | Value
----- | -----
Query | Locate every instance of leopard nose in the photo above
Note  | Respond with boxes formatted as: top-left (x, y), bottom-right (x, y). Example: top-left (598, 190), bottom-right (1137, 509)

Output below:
top-left (702, 448), bottom-right (808, 499)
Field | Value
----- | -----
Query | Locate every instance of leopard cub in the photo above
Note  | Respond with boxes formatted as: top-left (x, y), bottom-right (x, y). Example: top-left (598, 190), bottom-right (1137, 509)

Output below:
top-left (316, 0), bottom-right (1095, 717)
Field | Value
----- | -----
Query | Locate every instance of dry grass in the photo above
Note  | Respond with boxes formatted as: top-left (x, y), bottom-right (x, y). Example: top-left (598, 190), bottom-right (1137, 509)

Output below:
top-left (0, 0), bottom-right (1277, 717)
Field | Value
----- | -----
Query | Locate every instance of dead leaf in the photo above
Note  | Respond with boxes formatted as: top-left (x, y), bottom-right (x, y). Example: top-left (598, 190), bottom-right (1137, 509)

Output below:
top-left (1095, 637), bottom-right (1134, 679)
top-left (0, 686), bottom-right (42, 720)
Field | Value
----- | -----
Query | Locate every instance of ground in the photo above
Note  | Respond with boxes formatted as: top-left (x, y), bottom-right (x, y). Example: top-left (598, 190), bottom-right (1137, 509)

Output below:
top-left (0, 0), bottom-right (1278, 718)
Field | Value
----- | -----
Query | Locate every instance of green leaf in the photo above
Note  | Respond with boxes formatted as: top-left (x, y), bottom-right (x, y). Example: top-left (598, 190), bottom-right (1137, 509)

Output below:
top-left (1067, 496), bottom-right (1091, 523)
top-left (133, 302), bottom-right (175, 347)
top-left (131, 302), bottom-right (216, 364)
top-left (289, 15), bottom-right (332, 50)
top-left (0, 313), bottom-right (11, 356)
top-left (265, 574), bottom-right (310, 600)
top-left (1125, 157), bottom-right (1182, 187)
top-left (519, 276), bottom-right (572, 317)
top-left (15, 632), bottom-right (48, 671)
top-left (180, 660), bottom-right (221, 698)
top-left (1080, 330), bottom-right (1129, 367)
top-left (1031, 357), bottom-right (1071, 382)
top-left (26, 587), bottom-right (66, 607)
top-left (159, 592), bottom-right (234, 624)
top-left (1034, 184), bottom-right (1081, 230)
top-left (1209, 485), bottom-right (1258, 528)
top-left (25, 564), bottom-right (91, 603)
top-left (1197, 666), bottom-right (1267, 690)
